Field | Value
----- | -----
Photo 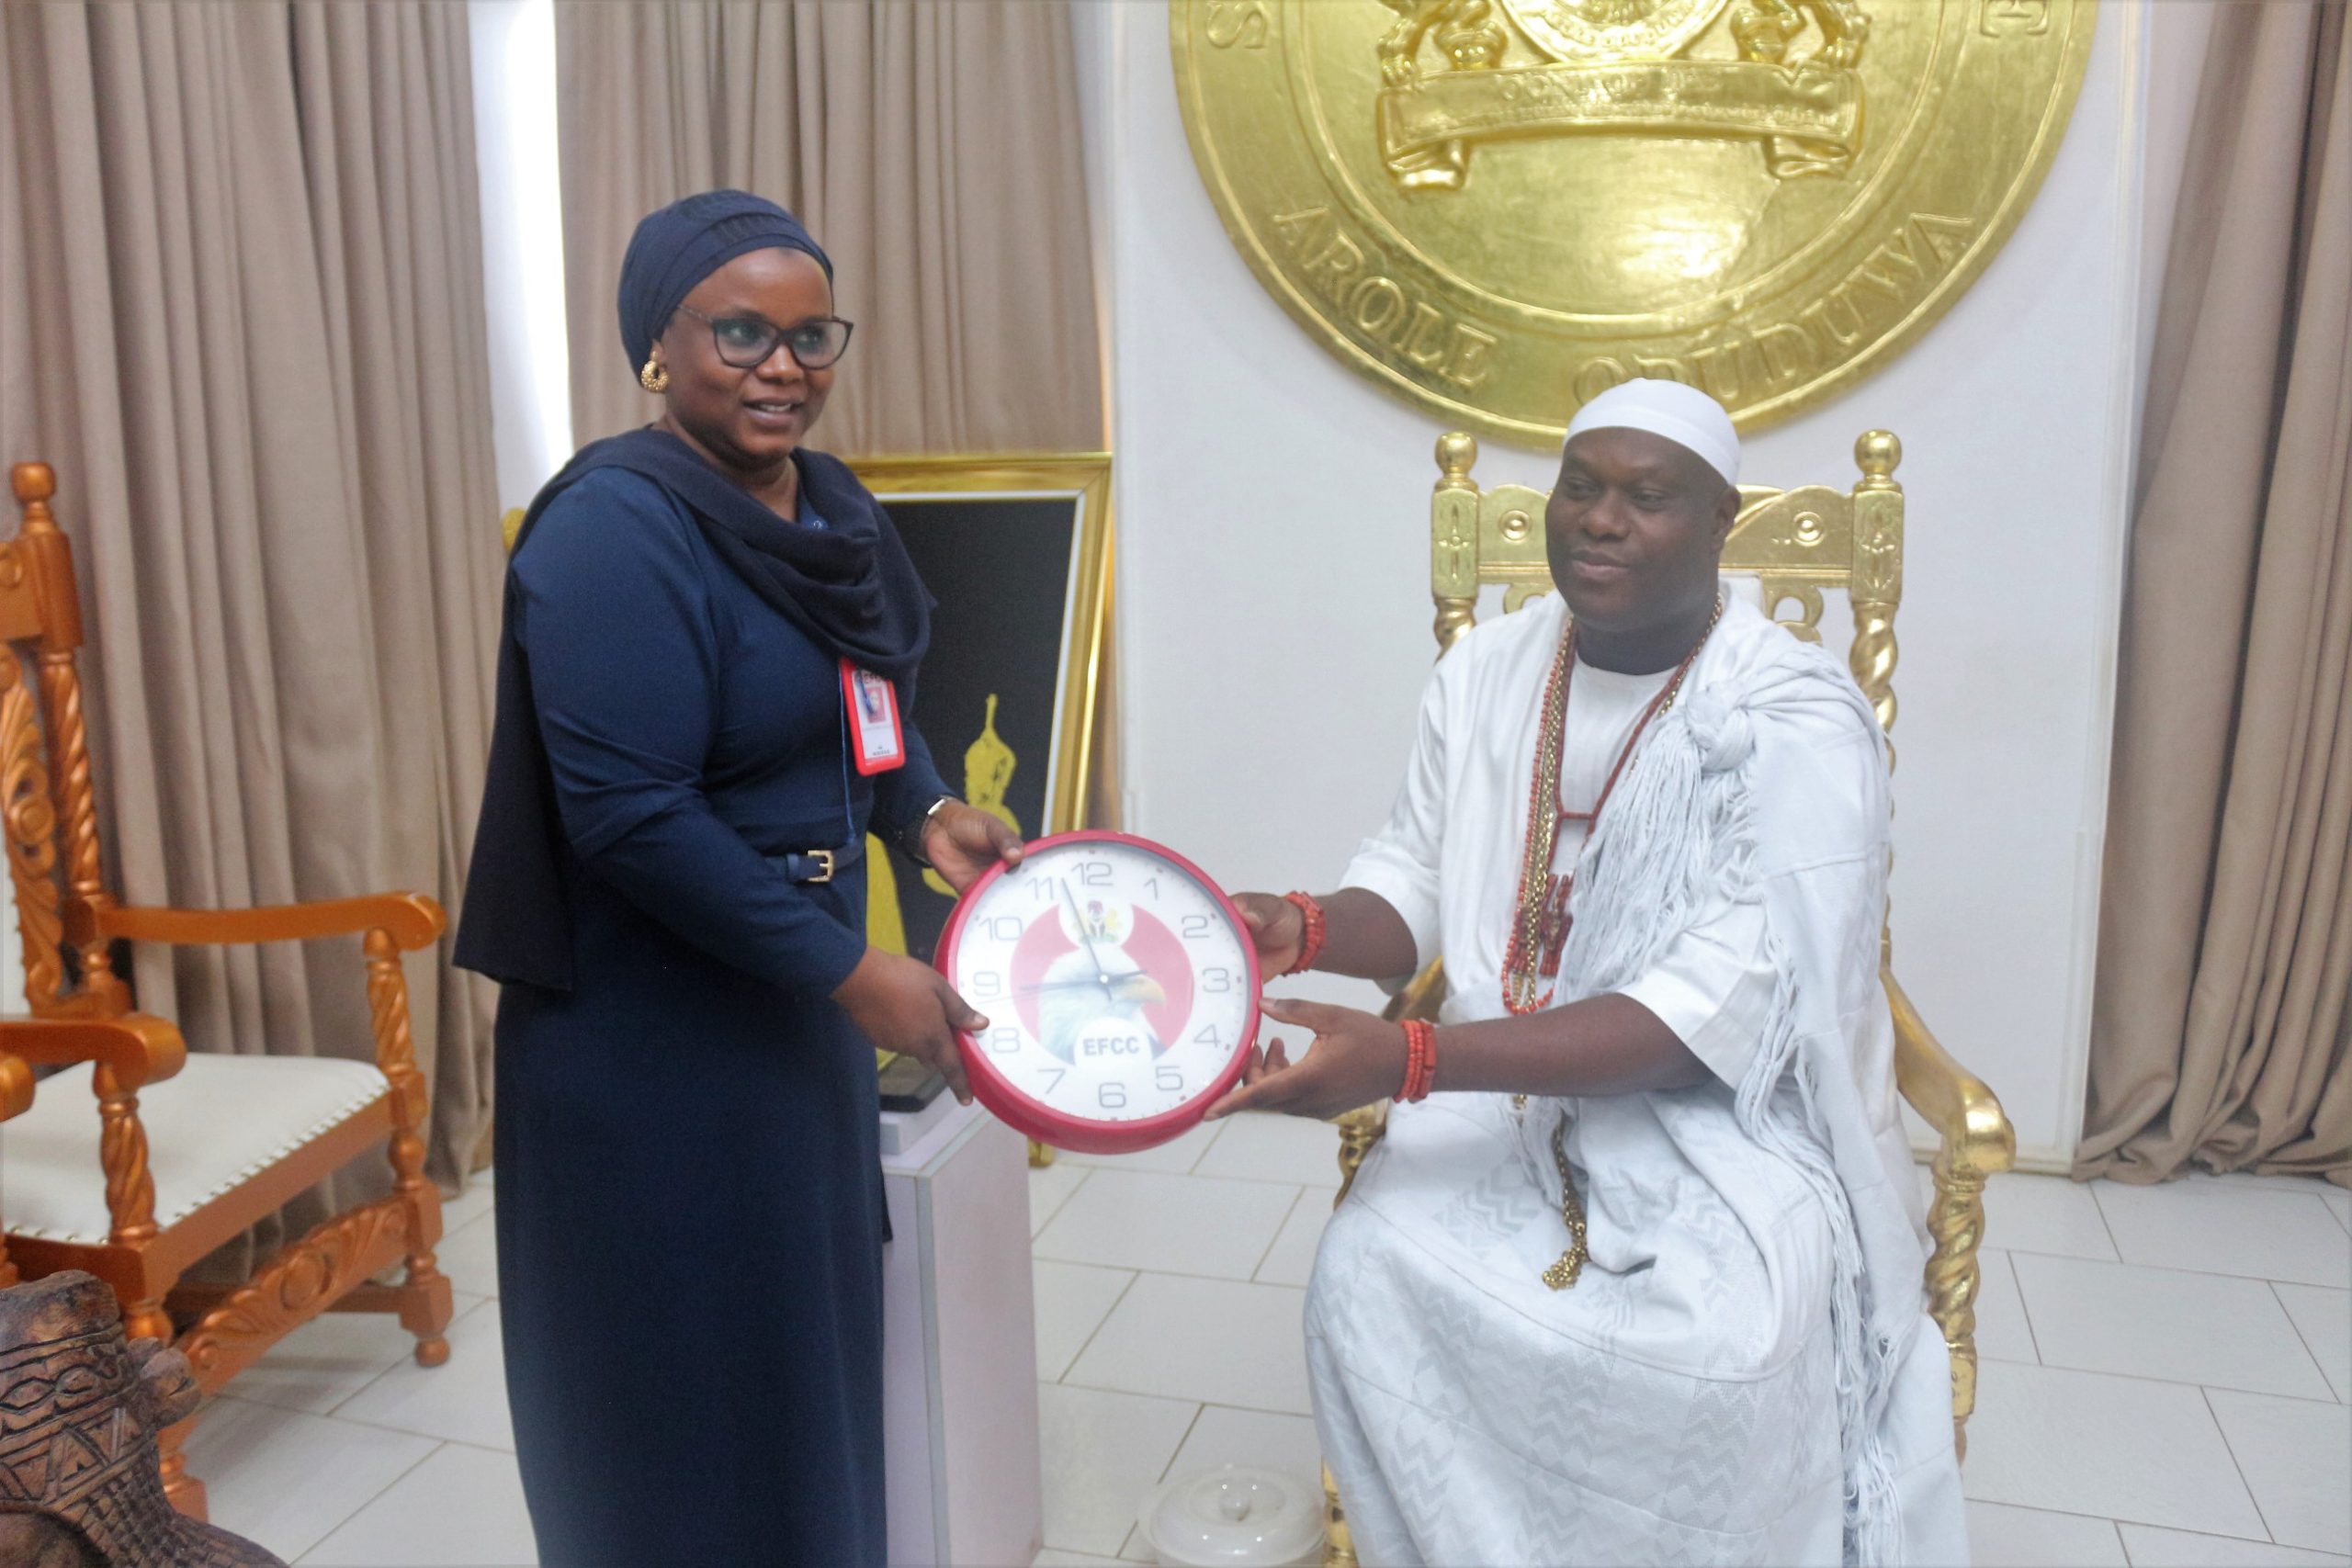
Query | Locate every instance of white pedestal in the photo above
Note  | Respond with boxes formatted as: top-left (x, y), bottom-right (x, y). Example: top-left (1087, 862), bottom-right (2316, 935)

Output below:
top-left (880, 1103), bottom-right (1042, 1567)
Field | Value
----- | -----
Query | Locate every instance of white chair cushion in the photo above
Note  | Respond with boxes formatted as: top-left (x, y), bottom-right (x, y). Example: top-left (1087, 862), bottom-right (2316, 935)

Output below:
top-left (1, 1054), bottom-right (390, 1244)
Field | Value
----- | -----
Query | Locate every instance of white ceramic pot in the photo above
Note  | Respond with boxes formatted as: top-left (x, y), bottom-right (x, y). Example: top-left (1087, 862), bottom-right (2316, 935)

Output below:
top-left (1137, 1464), bottom-right (1324, 1568)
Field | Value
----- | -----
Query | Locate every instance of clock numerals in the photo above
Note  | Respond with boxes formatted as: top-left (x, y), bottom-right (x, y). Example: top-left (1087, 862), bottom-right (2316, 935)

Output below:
top-left (1040, 1067), bottom-right (1066, 1094)
top-left (968, 970), bottom-right (1003, 999)
top-left (980, 915), bottom-right (1023, 942)
top-left (1181, 914), bottom-right (1212, 939)
top-left (1194, 1024), bottom-right (1225, 1048)
top-left (1099, 1083), bottom-right (1127, 1111)
top-left (1077, 860), bottom-right (1113, 888)
top-left (985, 1027), bottom-right (1021, 1055)
top-left (1155, 1065), bottom-right (1184, 1092)
top-left (1201, 967), bottom-right (1235, 994)
top-left (1145, 876), bottom-right (1161, 898)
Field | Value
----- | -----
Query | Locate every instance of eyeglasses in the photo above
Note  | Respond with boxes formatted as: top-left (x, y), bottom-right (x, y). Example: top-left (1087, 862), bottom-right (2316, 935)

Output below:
top-left (674, 304), bottom-right (855, 371)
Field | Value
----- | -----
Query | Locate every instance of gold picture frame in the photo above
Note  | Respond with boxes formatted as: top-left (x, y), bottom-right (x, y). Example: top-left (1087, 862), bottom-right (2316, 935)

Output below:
top-left (848, 452), bottom-right (1117, 943)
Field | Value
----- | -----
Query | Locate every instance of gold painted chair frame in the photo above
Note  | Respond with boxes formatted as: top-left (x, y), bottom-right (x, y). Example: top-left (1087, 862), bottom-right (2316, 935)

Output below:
top-left (1318, 430), bottom-right (2015, 1565)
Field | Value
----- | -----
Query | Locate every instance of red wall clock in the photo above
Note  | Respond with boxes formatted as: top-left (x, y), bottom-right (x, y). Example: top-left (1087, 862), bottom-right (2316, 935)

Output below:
top-left (933, 831), bottom-right (1261, 1155)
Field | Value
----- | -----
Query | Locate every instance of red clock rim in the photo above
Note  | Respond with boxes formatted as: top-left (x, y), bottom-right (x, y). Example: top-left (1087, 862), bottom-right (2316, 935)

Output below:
top-left (932, 829), bottom-right (1262, 1156)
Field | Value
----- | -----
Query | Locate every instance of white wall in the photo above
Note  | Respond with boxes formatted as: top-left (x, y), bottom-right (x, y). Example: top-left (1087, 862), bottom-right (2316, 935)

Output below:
top-left (469, 0), bottom-right (573, 513)
top-left (1079, 3), bottom-right (2190, 1168)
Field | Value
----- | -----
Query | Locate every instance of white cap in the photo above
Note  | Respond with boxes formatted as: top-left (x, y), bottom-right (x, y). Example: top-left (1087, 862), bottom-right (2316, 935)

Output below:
top-left (1564, 378), bottom-right (1740, 488)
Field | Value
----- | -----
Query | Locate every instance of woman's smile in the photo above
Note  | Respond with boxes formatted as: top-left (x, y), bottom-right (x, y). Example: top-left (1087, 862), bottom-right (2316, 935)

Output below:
top-left (742, 395), bottom-right (806, 430)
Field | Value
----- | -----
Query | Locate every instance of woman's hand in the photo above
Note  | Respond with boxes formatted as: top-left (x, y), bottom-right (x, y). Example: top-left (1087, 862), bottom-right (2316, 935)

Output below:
top-left (832, 947), bottom-right (984, 1104)
top-left (1230, 892), bottom-right (1304, 976)
top-left (1203, 997), bottom-right (1408, 1121)
top-left (922, 802), bottom-right (1023, 895)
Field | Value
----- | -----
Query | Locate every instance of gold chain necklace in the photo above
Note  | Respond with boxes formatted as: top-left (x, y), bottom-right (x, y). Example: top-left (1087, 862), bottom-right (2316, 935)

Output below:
top-left (1503, 594), bottom-right (1723, 1292)
top-left (1500, 595), bottom-right (1723, 1016)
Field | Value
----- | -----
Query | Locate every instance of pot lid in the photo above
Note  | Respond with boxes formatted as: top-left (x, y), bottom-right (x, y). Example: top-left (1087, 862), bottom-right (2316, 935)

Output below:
top-left (1139, 1464), bottom-right (1322, 1566)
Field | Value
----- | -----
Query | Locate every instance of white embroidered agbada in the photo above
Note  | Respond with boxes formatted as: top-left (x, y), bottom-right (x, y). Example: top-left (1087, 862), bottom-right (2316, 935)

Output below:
top-left (1308, 588), bottom-right (1968, 1567)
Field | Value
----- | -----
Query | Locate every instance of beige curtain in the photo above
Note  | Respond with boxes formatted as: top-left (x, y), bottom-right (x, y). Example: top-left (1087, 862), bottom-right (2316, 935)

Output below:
top-left (554, 0), bottom-right (1102, 455)
top-left (0, 3), bottom-right (504, 1230)
top-left (2079, 0), bottom-right (2350, 1186)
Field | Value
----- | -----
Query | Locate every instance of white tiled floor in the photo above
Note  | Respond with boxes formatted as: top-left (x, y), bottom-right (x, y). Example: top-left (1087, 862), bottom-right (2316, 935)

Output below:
top-left (1033, 1167), bottom-right (1299, 1280)
top-left (1033, 1259), bottom-right (1136, 1382)
top-left (178, 1146), bottom-right (2351, 1567)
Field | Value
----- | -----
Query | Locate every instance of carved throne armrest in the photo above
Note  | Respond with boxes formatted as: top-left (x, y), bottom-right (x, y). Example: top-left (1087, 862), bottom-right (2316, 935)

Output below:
top-left (61, 895), bottom-right (447, 1205)
top-left (0, 1011), bottom-right (190, 1247)
top-left (75, 892), bottom-right (445, 953)
top-left (0, 1011), bottom-right (189, 1089)
top-left (70, 890), bottom-right (445, 1073)
top-left (1884, 965), bottom-right (2014, 1460)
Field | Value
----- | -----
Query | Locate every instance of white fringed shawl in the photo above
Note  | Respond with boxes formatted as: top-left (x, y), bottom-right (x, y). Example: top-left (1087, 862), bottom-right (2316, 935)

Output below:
top-left (1519, 600), bottom-right (1920, 1565)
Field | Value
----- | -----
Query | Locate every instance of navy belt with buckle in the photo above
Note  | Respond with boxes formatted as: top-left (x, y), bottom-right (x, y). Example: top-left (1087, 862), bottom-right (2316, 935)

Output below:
top-left (772, 840), bottom-right (865, 886)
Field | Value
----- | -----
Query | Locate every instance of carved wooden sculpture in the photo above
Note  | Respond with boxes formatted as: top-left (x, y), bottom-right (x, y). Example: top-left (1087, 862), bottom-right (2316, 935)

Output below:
top-left (0, 1271), bottom-right (284, 1566)
top-left (0, 464), bottom-right (453, 1517)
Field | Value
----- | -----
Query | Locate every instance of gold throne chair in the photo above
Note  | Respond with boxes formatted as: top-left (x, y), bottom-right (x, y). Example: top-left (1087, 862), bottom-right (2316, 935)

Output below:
top-left (1319, 429), bottom-right (2015, 1566)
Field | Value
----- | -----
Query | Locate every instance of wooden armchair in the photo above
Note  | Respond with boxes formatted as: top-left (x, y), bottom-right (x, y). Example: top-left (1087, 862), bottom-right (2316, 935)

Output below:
top-left (1319, 430), bottom-right (2016, 1566)
top-left (0, 463), bottom-right (454, 1519)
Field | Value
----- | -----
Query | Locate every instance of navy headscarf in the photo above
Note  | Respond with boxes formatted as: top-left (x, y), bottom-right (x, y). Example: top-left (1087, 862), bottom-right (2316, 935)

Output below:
top-left (616, 189), bottom-right (833, 372)
top-left (456, 190), bottom-right (933, 992)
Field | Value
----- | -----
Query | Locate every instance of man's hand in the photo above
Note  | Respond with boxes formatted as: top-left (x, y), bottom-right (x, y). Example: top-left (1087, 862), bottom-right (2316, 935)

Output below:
top-left (922, 802), bottom-right (1023, 894)
top-left (1231, 892), bottom-right (1305, 976)
top-left (1203, 997), bottom-right (1408, 1121)
top-left (832, 947), bottom-right (983, 1104)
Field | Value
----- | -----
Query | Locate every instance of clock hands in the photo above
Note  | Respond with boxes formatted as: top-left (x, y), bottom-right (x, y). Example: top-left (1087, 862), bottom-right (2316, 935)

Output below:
top-left (1015, 973), bottom-right (1153, 998)
top-left (1059, 878), bottom-right (1113, 992)
top-left (1040, 882), bottom-right (1173, 1019)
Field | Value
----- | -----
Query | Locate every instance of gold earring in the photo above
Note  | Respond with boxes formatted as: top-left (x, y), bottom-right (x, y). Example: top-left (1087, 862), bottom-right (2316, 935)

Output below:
top-left (639, 356), bottom-right (669, 395)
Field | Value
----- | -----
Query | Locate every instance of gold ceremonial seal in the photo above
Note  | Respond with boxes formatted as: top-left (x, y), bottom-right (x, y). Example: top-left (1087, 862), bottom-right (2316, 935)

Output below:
top-left (1171, 0), bottom-right (2094, 441)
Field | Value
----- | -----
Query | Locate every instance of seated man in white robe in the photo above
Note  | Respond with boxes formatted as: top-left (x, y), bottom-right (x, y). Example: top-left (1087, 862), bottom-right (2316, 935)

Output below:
top-left (1208, 380), bottom-right (1966, 1567)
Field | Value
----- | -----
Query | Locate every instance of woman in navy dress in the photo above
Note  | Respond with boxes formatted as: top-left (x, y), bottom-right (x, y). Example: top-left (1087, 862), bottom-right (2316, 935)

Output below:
top-left (456, 191), bottom-right (1019, 1568)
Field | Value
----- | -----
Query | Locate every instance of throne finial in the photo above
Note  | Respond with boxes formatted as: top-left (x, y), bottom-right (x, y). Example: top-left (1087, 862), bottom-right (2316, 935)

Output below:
top-left (1435, 432), bottom-right (1477, 490)
top-left (1855, 430), bottom-right (1902, 490)
top-left (10, 462), bottom-right (54, 506)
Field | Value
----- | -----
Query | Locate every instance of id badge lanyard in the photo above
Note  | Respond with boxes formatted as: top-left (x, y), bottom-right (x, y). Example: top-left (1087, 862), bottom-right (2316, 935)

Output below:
top-left (832, 659), bottom-right (907, 852)
top-left (842, 660), bottom-right (907, 775)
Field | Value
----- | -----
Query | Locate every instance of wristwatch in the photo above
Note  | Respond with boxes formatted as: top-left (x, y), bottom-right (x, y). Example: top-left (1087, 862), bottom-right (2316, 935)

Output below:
top-left (900, 795), bottom-right (959, 867)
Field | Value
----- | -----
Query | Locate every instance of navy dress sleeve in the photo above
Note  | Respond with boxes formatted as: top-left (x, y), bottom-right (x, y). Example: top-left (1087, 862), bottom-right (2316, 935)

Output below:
top-left (512, 468), bottom-right (867, 996)
top-left (869, 708), bottom-right (954, 843)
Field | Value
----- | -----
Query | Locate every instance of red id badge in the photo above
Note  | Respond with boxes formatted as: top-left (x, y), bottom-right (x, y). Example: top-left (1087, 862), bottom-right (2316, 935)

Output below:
top-left (842, 660), bottom-right (906, 774)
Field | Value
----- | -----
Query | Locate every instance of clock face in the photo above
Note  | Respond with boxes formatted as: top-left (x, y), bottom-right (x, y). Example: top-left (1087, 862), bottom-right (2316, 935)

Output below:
top-left (935, 831), bottom-right (1260, 1154)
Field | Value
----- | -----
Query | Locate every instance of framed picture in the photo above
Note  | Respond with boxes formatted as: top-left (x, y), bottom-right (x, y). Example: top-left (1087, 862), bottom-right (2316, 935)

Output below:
top-left (849, 453), bottom-right (1114, 969)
